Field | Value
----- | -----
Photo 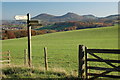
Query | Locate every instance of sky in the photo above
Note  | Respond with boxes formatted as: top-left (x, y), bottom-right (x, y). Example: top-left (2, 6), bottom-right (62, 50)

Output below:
top-left (1, 2), bottom-right (118, 20)
top-left (1, 0), bottom-right (120, 2)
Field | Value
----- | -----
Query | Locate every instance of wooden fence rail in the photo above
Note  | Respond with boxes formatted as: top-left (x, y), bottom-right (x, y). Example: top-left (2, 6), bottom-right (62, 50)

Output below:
top-left (0, 50), bottom-right (11, 65)
top-left (78, 45), bottom-right (120, 80)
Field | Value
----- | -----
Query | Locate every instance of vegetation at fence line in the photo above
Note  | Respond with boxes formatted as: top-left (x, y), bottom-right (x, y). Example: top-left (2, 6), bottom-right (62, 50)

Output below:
top-left (2, 66), bottom-right (118, 79)
top-left (1, 65), bottom-right (79, 79)
top-left (2, 25), bottom-right (119, 79)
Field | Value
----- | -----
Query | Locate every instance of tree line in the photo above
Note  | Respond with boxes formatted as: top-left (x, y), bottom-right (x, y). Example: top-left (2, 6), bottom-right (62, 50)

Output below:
top-left (2, 21), bottom-right (114, 40)
top-left (2, 29), bottom-right (57, 40)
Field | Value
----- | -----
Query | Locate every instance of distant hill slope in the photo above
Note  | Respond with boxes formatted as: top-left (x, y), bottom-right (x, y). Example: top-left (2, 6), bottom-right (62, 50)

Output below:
top-left (2, 13), bottom-right (119, 29)
top-left (32, 13), bottom-right (55, 22)
top-left (35, 21), bottom-right (113, 31)
top-left (104, 14), bottom-right (120, 20)
top-left (32, 12), bottom-right (119, 23)
top-left (32, 12), bottom-right (97, 23)
top-left (50, 12), bottom-right (84, 22)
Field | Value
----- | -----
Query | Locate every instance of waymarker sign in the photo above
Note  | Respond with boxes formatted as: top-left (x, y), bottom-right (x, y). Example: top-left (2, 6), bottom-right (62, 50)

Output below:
top-left (15, 15), bottom-right (28, 20)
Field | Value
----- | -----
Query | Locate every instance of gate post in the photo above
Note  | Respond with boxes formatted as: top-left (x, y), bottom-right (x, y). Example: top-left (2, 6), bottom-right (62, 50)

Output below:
top-left (78, 45), bottom-right (88, 80)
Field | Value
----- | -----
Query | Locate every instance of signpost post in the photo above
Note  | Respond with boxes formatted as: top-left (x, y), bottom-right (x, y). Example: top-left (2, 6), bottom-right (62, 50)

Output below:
top-left (27, 13), bottom-right (32, 67)
top-left (15, 13), bottom-right (41, 67)
top-left (15, 13), bottom-right (32, 67)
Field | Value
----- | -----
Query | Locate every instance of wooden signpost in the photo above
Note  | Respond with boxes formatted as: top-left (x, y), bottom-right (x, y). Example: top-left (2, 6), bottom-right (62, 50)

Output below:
top-left (15, 15), bottom-right (28, 20)
top-left (15, 13), bottom-right (41, 67)
top-left (27, 13), bottom-right (32, 67)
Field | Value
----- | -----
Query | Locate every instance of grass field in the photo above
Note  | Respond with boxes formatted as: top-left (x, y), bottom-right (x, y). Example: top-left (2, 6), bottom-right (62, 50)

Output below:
top-left (2, 25), bottom-right (119, 78)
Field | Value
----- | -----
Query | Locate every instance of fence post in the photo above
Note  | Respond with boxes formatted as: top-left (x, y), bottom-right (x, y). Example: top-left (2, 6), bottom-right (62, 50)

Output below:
top-left (24, 49), bottom-right (27, 66)
top-left (44, 47), bottom-right (48, 71)
top-left (78, 45), bottom-right (88, 80)
top-left (84, 46), bottom-right (88, 79)
top-left (8, 50), bottom-right (10, 65)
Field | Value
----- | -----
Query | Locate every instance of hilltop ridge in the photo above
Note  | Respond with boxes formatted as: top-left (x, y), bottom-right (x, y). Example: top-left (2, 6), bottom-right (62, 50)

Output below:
top-left (32, 12), bottom-right (119, 23)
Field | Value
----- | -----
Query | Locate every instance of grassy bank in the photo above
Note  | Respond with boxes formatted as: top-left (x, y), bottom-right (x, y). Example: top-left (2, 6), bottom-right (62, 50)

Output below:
top-left (2, 25), bottom-right (119, 78)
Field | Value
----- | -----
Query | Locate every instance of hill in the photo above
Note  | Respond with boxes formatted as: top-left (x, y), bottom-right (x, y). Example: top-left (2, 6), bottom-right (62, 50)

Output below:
top-left (32, 12), bottom-right (119, 23)
top-left (32, 13), bottom-right (55, 22)
top-left (32, 12), bottom-right (98, 23)
top-left (2, 13), bottom-right (119, 31)
top-left (104, 14), bottom-right (120, 20)
top-left (50, 12), bottom-right (84, 22)
top-left (35, 21), bottom-right (113, 31)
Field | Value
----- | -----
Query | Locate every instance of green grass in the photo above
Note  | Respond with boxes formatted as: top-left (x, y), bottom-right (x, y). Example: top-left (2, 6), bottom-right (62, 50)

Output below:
top-left (2, 65), bottom-right (69, 79)
top-left (2, 25), bottom-right (119, 79)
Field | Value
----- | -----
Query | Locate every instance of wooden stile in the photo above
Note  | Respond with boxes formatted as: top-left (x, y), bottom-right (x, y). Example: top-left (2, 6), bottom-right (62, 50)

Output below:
top-left (0, 51), bottom-right (10, 54)
top-left (0, 60), bottom-right (10, 63)
top-left (2, 56), bottom-right (11, 58)
top-left (1, 50), bottom-right (11, 65)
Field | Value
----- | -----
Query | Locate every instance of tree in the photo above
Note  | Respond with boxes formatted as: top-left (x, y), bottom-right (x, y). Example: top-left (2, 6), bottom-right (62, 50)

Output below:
top-left (31, 30), bottom-right (36, 36)
top-left (5, 30), bottom-right (16, 39)
top-left (14, 30), bottom-right (21, 38)
top-left (20, 30), bottom-right (27, 37)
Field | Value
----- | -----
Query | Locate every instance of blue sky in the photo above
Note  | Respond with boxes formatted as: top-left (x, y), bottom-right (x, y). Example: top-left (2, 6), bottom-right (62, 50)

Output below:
top-left (2, 2), bottom-right (118, 20)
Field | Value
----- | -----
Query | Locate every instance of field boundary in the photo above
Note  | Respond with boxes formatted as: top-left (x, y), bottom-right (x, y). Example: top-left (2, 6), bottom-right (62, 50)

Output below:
top-left (0, 51), bottom-right (11, 65)
top-left (78, 45), bottom-right (120, 80)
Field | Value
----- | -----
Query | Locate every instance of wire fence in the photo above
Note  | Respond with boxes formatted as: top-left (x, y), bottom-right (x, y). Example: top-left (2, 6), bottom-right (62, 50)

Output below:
top-left (3, 47), bottom-right (78, 74)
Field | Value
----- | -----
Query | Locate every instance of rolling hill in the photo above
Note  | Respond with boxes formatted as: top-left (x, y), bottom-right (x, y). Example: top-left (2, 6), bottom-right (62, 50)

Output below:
top-left (32, 12), bottom-right (98, 23)
top-left (32, 12), bottom-right (119, 23)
